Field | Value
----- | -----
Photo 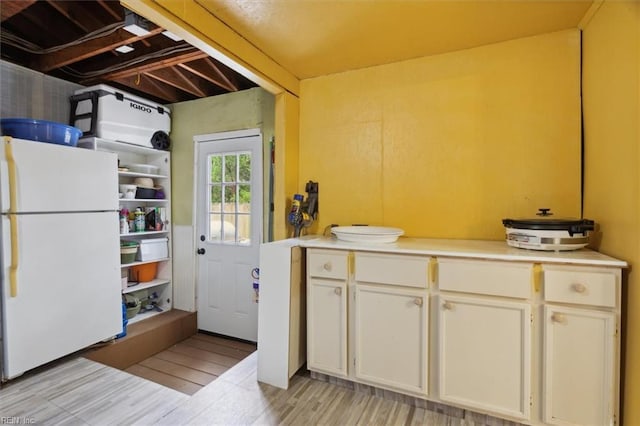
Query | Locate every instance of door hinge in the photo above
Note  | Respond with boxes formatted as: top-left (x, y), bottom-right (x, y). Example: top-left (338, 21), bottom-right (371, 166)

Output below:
top-left (531, 313), bottom-right (534, 325)
top-left (530, 395), bottom-right (533, 406)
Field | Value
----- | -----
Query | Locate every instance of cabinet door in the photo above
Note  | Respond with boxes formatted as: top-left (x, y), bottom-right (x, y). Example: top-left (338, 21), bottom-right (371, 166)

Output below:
top-left (355, 284), bottom-right (428, 395)
top-left (307, 278), bottom-right (348, 376)
top-left (439, 294), bottom-right (531, 420)
top-left (543, 305), bottom-right (616, 426)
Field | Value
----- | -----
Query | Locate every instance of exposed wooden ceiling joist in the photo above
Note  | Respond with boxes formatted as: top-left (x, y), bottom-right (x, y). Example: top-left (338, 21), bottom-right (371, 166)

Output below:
top-left (32, 27), bottom-right (165, 72)
top-left (96, 0), bottom-right (122, 21)
top-left (113, 74), bottom-right (186, 104)
top-left (145, 67), bottom-right (209, 98)
top-left (94, 49), bottom-right (210, 82)
top-left (178, 58), bottom-right (238, 92)
top-left (45, 0), bottom-right (103, 33)
top-left (1, 1), bottom-right (258, 104)
top-left (1, 1), bottom-right (37, 22)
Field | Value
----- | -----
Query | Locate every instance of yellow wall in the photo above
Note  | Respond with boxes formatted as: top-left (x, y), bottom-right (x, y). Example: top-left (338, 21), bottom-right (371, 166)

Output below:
top-left (273, 92), bottom-right (300, 240)
top-left (299, 30), bottom-right (581, 239)
top-left (169, 87), bottom-right (274, 226)
top-left (582, 1), bottom-right (640, 423)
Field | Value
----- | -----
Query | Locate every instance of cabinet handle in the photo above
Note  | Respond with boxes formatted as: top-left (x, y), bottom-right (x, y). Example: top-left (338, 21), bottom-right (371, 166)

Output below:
top-left (442, 301), bottom-right (453, 310)
top-left (572, 283), bottom-right (587, 293)
top-left (414, 297), bottom-right (423, 307)
top-left (334, 287), bottom-right (342, 296)
top-left (551, 313), bottom-right (566, 323)
top-left (323, 262), bottom-right (332, 272)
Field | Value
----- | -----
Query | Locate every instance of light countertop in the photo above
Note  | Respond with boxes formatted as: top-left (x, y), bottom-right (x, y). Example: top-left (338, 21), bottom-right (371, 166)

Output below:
top-left (266, 236), bottom-right (627, 268)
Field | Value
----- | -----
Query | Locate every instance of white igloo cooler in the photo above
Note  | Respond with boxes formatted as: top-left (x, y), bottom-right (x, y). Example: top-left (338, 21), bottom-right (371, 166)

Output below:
top-left (70, 84), bottom-right (171, 150)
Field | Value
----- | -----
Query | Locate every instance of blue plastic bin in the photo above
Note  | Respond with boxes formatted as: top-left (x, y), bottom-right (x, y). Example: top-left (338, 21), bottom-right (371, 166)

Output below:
top-left (0, 118), bottom-right (82, 147)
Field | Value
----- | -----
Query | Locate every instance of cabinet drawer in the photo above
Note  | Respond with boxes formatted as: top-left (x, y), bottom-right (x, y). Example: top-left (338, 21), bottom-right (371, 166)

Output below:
top-left (544, 266), bottom-right (618, 308)
top-left (355, 252), bottom-right (428, 288)
top-left (308, 249), bottom-right (348, 280)
top-left (438, 258), bottom-right (532, 299)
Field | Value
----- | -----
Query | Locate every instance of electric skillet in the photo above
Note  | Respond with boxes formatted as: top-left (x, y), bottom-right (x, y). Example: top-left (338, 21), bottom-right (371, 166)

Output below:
top-left (502, 208), bottom-right (594, 251)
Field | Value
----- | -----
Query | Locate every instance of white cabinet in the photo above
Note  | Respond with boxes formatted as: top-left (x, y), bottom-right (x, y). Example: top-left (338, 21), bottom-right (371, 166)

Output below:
top-left (306, 249), bottom-right (348, 376)
top-left (306, 250), bottom-right (429, 394)
top-left (299, 242), bottom-right (624, 426)
top-left (543, 306), bottom-right (615, 426)
top-left (438, 294), bottom-right (531, 420)
top-left (355, 283), bottom-right (428, 395)
top-left (437, 258), bottom-right (532, 421)
top-left (542, 264), bottom-right (620, 426)
top-left (257, 243), bottom-right (306, 389)
top-left (353, 252), bottom-right (429, 395)
top-left (79, 137), bottom-right (173, 324)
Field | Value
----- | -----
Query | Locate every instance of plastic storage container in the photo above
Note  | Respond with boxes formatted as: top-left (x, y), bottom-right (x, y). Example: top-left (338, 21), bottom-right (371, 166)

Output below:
top-left (1, 118), bottom-right (82, 146)
top-left (131, 262), bottom-right (158, 282)
top-left (136, 238), bottom-right (168, 261)
top-left (120, 241), bottom-right (139, 264)
top-left (70, 84), bottom-right (171, 149)
top-left (116, 302), bottom-right (128, 339)
top-left (129, 163), bottom-right (159, 174)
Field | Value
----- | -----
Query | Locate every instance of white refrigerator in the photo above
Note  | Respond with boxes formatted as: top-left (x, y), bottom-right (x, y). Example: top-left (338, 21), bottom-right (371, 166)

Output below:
top-left (0, 137), bottom-right (122, 380)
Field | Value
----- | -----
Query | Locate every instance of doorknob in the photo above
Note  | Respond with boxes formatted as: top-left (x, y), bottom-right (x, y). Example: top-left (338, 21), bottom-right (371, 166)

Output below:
top-left (197, 248), bottom-right (206, 255)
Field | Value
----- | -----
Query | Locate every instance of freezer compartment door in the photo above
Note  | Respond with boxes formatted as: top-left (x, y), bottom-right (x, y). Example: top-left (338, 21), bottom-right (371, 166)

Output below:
top-left (0, 138), bottom-right (118, 213)
top-left (1, 211), bottom-right (121, 380)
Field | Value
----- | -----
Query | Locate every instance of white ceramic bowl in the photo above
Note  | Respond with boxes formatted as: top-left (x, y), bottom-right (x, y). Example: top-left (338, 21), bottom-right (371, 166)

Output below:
top-left (331, 226), bottom-right (404, 243)
top-left (119, 184), bottom-right (137, 199)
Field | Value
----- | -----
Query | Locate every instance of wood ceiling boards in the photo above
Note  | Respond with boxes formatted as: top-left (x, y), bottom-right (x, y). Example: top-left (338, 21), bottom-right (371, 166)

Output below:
top-left (0, 0), bottom-right (256, 104)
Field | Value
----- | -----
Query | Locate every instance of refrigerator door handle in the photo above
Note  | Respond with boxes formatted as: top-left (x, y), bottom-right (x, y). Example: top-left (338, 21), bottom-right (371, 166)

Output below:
top-left (8, 213), bottom-right (18, 297)
top-left (5, 138), bottom-right (19, 297)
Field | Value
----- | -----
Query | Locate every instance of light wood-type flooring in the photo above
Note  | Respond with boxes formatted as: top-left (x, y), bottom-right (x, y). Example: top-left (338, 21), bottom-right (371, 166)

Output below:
top-left (124, 332), bottom-right (256, 395)
top-left (0, 349), bottom-right (514, 425)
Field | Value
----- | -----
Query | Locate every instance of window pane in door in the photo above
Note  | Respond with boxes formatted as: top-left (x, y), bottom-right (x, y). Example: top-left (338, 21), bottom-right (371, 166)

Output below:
top-left (237, 213), bottom-right (250, 245)
top-left (239, 184), bottom-right (251, 205)
top-left (224, 155), bottom-right (237, 182)
top-left (209, 213), bottom-right (223, 241)
top-left (210, 155), bottom-right (222, 183)
top-left (223, 216), bottom-right (237, 243)
top-left (210, 185), bottom-right (222, 212)
top-left (206, 150), bottom-right (253, 245)
top-left (239, 153), bottom-right (251, 182)
top-left (224, 184), bottom-right (237, 212)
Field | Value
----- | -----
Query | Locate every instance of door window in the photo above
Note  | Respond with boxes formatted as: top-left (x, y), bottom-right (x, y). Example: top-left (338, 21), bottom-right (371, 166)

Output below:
top-left (207, 151), bottom-right (252, 244)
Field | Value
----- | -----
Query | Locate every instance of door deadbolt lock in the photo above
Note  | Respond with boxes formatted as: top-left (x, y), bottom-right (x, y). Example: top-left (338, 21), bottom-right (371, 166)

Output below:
top-left (200, 235), bottom-right (206, 242)
top-left (197, 248), bottom-right (206, 255)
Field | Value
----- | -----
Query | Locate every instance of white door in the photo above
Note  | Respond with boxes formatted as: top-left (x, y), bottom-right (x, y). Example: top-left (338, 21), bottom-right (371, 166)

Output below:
top-left (355, 284), bottom-right (428, 395)
top-left (195, 129), bottom-right (262, 342)
top-left (543, 305), bottom-right (616, 426)
top-left (1, 212), bottom-right (121, 379)
top-left (0, 138), bottom-right (118, 213)
top-left (307, 278), bottom-right (348, 377)
top-left (438, 294), bottom-right (532, 420)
